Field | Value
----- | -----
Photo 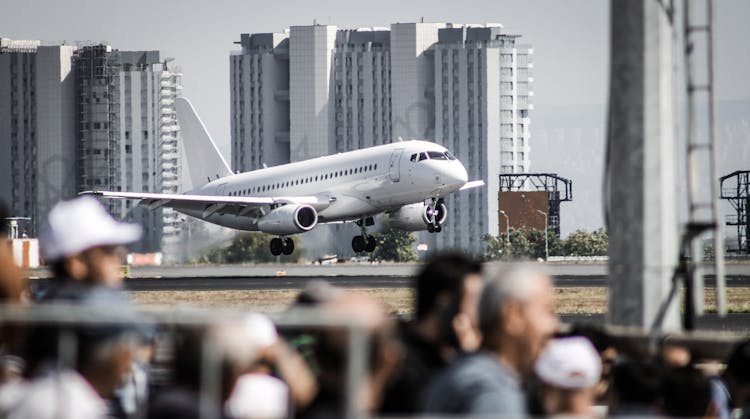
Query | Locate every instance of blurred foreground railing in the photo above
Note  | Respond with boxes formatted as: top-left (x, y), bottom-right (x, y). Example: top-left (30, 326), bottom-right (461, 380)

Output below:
top-left (0, 304), bottom-right (370, 419)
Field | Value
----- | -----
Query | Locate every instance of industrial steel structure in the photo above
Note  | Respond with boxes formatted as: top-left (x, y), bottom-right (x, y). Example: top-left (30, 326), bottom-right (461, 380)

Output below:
top-left (720, 170), bottom-right (750, 255)
top-left (497, 173), bottom-right (572, 235)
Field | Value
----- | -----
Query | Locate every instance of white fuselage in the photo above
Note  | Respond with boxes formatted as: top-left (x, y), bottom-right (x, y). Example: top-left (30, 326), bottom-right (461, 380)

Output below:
top-left (177, 140), bottom-right (468, 231)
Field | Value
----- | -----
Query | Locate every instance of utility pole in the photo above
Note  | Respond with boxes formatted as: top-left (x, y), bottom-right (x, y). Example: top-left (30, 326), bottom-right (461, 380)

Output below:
top-left (608, 0), bottom-right (680, 331)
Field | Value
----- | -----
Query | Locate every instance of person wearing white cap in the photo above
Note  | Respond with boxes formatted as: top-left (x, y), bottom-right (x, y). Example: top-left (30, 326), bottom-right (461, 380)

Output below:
top-left (14, 197), bottom-right (145, 418)
top-left (38, 196), bottom-right (141, 293)
top-left (534, 336), bottom-right (602, 418)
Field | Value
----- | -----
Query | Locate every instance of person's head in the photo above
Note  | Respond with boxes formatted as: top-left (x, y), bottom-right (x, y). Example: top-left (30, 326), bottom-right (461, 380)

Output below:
top-left (478, 264), bottom-right (558, 376)
top-left (415, 252), bottom-right (482, 322)
top-left (661, 366), bottom-right (716, 418)
top-left (534, 336), bottom-right (602, 416)
top-left (312, 290), bottom-right (401, 414)
top-left (40, 197), bottom-right (141, 286)
top-left (414, 252), bottom-right (483, 352)
top-left (723, 339), bottom-right (750, 406)
top-left (608, 359), bottom-right (662, 414)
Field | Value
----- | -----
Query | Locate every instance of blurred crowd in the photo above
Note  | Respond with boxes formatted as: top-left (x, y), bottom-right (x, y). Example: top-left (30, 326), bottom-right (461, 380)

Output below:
top-left (0, 196), bottom-right (748, 419)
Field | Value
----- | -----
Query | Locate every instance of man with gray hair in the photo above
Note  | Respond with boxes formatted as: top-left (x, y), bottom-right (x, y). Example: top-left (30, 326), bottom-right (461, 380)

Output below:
top-left (422, 264), bottom-right (559, 416)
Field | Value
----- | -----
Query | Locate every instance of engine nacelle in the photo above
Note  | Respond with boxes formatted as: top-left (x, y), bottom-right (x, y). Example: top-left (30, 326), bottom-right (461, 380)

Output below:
top-left (386, 202), bottom-right (447, 231)
top-left (258, 204), bottom-right (318, 235)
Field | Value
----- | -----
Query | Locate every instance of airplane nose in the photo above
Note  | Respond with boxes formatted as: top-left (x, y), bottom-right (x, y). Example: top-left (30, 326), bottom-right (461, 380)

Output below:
top-left (443, 162), bottom-right (468, 186)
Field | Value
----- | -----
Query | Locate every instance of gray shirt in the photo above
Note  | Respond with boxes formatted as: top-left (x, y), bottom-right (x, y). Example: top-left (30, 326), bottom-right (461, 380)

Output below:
top-left (422, 351), bottom-right (526, 416)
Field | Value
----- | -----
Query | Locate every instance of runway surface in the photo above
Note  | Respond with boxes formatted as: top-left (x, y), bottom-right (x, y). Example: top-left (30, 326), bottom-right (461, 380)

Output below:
top-left (118, 274), bottom-right (750, 291)
top-left (124, 261), bottom-right (750, 280)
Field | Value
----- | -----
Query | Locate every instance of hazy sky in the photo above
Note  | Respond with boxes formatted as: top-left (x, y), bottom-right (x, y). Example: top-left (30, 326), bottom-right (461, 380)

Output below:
top-left (4, 1), bottom-right (748, 149)
top-left (3, 0), bottom-right (749, 234)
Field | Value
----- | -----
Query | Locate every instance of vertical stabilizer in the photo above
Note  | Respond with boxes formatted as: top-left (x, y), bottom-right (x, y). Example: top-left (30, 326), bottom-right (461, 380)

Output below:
top-left (175, 97), bottom-right (233, 189)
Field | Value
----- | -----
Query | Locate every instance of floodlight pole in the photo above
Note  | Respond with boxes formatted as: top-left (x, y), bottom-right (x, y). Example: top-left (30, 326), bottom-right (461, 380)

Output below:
top-left (499, 210), bottom-right (510, 247)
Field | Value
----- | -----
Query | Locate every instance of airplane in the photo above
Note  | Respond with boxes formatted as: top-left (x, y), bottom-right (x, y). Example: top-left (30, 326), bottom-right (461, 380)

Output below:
top-left (83, 98), bottom-right (484, 256)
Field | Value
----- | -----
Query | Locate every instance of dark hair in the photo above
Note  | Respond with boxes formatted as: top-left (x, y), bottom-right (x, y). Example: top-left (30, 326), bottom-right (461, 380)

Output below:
top-left (726, 339), bottom-right (750, 383)
top-left (562, 323), bottom-right (614, 352)
top-left (414, 252), bottom-right (481, 320)
top-left (662, 366), bottom-right (713, 417)
top-left (610, 360), bottom-right (661, 406)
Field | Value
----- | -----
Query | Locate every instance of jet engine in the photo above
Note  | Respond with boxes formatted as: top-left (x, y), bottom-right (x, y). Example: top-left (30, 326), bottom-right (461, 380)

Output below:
top-left (386, 202), bottom-right (447, 231)
top-left (258, 204), bottom-right (318, 235)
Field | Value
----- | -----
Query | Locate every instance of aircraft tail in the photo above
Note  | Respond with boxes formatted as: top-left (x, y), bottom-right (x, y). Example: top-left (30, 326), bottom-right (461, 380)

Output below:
top-left (175, 97), bottom-right (233, 189)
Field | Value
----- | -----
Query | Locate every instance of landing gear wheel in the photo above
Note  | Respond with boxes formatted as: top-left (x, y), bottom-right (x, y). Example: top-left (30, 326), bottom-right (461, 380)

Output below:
top-left (435, 224), bottom-right (442, 233)
top-left (427, 224), bottom-right (435, 233)
top-left (365, 235), bottom-right (377, 252)
top-left (270, 238), bottom-right (283, 256)
top-left (352, 235), bottom-right (365, 253)
top-left (281, 237), bottom-right (294, 255)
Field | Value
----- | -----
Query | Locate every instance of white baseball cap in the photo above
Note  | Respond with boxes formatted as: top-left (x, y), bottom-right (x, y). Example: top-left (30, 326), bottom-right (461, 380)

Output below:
top-left (40, 196), bottom-right (142, 262)
top-left (535, 336), bottom-right (602, 389)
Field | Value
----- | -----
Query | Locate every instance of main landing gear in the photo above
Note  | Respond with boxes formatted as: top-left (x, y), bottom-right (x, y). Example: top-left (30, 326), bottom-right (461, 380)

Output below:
top-left (352, 217), bottom-right (377, 253)
top-left (270, 237), bottom-right (294, 256)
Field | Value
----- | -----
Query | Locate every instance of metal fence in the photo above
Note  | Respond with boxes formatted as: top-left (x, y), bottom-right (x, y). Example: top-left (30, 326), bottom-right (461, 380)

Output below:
top-left (0, 303), bottom-right (370, 419)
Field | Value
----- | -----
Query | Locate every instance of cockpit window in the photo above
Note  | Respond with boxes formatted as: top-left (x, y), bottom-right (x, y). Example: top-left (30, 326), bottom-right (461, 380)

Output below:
top-left (418, 152), bottom-right (429, 161)
top-left (410, 153), bottom-right (417, 162)
top-left (444, 151), bottom-right (457, 160)
top-left (427, 151), bottom-right (449, 160)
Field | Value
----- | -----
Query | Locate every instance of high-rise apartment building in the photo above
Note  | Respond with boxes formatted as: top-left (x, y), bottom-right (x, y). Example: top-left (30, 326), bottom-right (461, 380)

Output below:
top-left (0, 39), bottom-right (77, 236)
top-left (431, 25), bottom-right (533, 250)
top-left (1, 39), bottom-right (184, 254)
top-left (230, 33), bottom-right (290, 172)
top-left (230, 23), bottom-right (533, 254)
top-left (332, 28), bottom-right (392, 152)
top-left (75, 46), bottom-right (169, 252)
top-left (157, 65), bottom-right (184, 255)
top-left (289, 25), bottom-right (337, 162)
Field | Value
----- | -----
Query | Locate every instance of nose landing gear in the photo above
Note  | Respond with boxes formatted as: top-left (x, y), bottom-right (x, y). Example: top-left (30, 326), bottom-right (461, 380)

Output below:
top-left (426, 197), bottom-right (445, 233)
top-left (270, 237), bottom-right (294, 256)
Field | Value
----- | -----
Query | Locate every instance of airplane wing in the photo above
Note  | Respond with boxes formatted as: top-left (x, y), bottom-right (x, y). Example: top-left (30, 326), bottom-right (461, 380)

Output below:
top-left (81, 190), bottom-right (321, 218)
top-left (460, 180), bottom-right (485, 191)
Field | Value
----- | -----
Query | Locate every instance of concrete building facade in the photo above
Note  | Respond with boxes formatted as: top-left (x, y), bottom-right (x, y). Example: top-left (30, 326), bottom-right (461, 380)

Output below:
top-left (157, 65), bottom-right (184, 256)
top-left (1, 39), bottom-right (184, 253)
top-left (289, 25), bottom-right (337, 162)
top-left (231, 33), bottom-right (290, 172)
top-left (75, 46), bottom-right (167, 252)
top-left (0, 39), bottom-right (77, 236)
top-left (332, 28), bottom-right (392, 152)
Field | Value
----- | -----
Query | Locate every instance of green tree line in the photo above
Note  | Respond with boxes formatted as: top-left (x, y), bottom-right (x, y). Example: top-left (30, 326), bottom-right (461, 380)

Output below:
top-left (483, 227), bottom-right (608, 261)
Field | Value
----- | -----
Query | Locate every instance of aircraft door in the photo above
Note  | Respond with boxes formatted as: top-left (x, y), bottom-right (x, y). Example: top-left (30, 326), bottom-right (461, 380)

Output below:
top-left (388, 149), bottom-right (404, 182)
